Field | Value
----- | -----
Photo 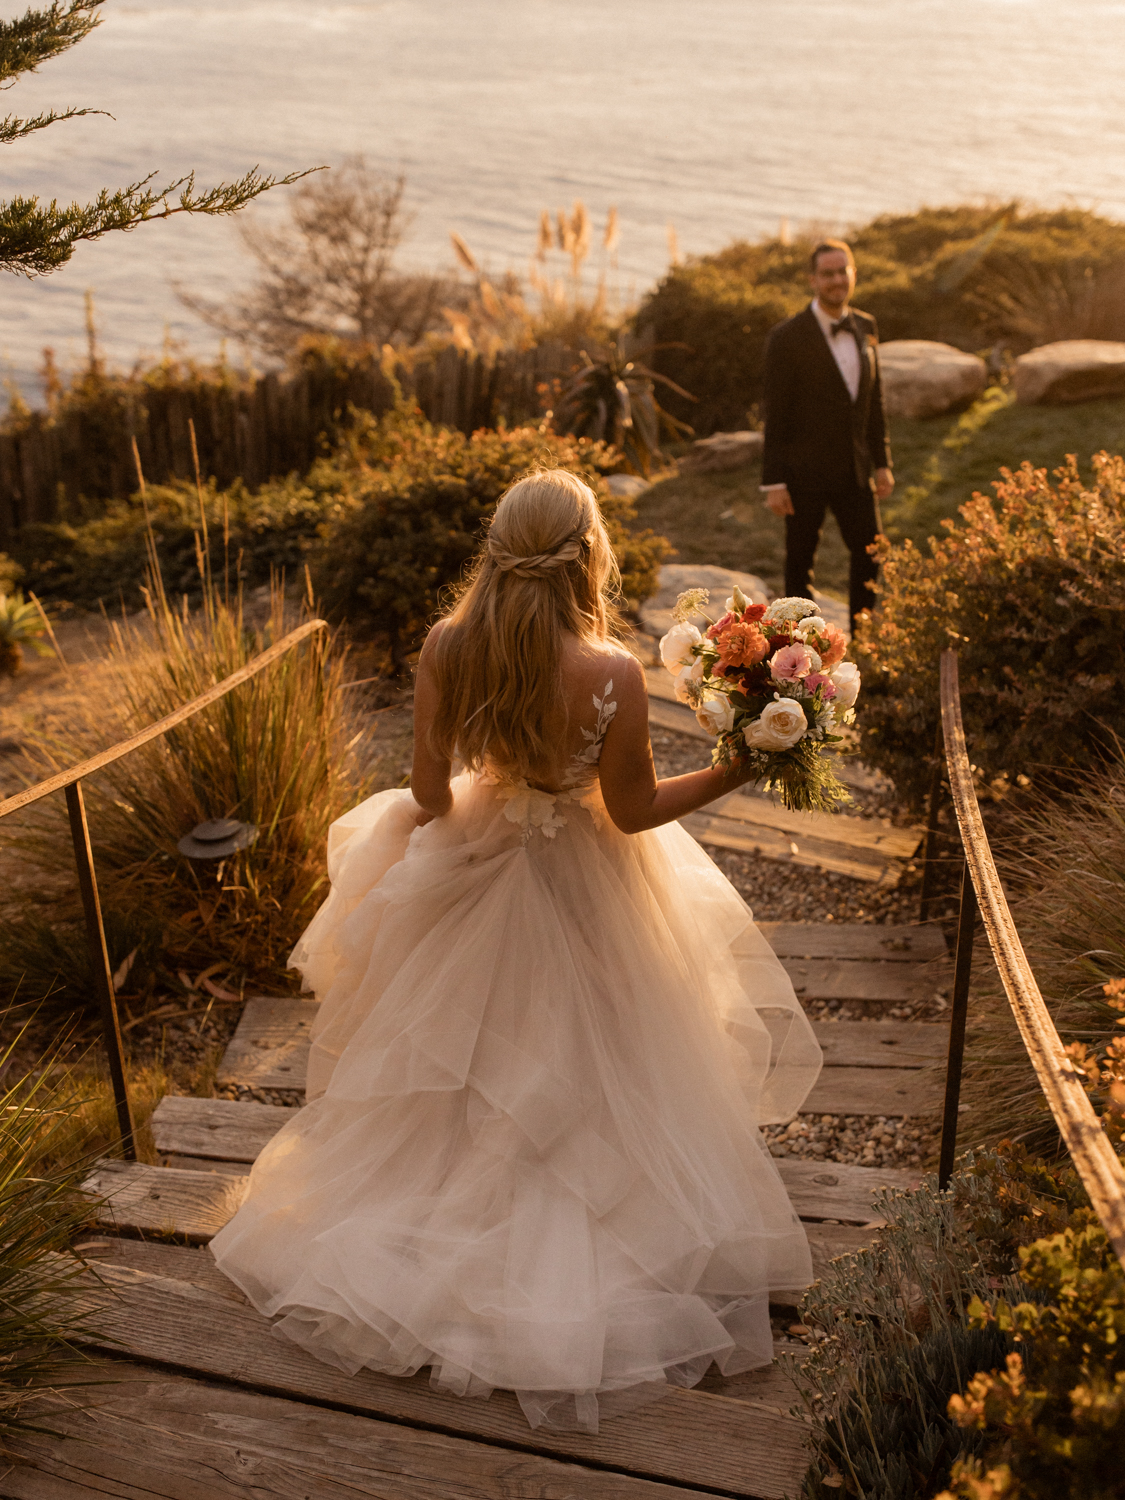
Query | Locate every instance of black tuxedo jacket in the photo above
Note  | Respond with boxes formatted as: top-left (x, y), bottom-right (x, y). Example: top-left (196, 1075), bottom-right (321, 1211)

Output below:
top-left (760, 305), bottom-right (891, 491)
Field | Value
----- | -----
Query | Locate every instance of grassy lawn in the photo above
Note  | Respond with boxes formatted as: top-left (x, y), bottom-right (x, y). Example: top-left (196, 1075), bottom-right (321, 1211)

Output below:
top-left (634, 391), bottom-right (1125, 599)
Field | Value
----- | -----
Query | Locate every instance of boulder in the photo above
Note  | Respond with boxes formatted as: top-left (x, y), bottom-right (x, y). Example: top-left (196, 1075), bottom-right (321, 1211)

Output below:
top-left (678, 429), bottom-right (764, 474)
top-left (1013, 339), bottom-right (1125, 405)
top-left (639, 563), bottom-right (770, 638)
top-left (603, 473), bottom-right (650, 498)
top-left (877, 340), bottom-right (987, 419)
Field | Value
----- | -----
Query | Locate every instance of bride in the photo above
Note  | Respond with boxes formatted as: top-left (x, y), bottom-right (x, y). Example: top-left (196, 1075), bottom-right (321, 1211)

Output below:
top-left (210, 468), bottom-right (822, 1434)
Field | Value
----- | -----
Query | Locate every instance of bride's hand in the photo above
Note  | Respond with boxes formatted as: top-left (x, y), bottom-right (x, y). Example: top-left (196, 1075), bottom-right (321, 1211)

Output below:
top-left (414, 808), bottom-right (436, 827)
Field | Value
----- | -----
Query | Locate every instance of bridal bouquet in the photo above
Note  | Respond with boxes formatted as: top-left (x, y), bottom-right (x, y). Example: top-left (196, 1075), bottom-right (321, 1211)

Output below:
top-left (659, 587), bottom-right (859, 812)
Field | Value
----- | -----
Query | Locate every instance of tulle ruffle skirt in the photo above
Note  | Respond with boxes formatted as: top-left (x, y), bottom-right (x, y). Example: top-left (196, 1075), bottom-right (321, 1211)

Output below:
top-left (210, 775), bottom-right (822, 1432)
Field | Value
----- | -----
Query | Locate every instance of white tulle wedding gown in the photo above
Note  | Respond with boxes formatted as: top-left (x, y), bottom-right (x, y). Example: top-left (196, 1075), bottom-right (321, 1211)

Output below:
top-left (210, 678), bottom-right (823, 1433)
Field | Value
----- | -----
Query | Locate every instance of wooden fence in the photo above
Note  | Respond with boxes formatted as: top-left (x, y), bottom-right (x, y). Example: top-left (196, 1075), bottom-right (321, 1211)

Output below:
top-left (0, 342), bottom-right (576, 545)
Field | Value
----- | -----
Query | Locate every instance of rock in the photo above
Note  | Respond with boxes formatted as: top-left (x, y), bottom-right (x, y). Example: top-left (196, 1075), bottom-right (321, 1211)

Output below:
top-left (678, 429), bottom-right (764, 474)
top-left (877, 340), bottom-right (987, 419)
top-left (603, 473), bottom-right (650, 498)
top-left (1013, 339), bottom-right (1125, 405)
top-left (639, 563), bottom-right (770, 638)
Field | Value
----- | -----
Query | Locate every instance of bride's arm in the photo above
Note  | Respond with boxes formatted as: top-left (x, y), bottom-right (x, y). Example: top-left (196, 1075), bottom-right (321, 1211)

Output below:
top-left (598, 655), bottom-right (757, 834)
top-left (410, 625), bottom-right (454, 823)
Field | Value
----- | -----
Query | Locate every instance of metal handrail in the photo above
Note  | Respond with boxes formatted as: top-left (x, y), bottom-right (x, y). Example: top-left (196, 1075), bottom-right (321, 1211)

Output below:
top-left (936, 649), bottom-right (1125, 1271)
top-left (0, 619), bottom-right (328, 1158)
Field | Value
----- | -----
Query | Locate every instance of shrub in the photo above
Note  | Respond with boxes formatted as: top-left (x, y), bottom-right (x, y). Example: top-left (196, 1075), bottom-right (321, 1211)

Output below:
top-left (851, 453), bottom-right (1125, 811)
top-left (309, 405), bottom-right (671, 659)
top-left (637, 206), bottom-right (1125, 434)
top-left (13, 472), bottom-right (330, 611)
top-left (1, 574), bottom-right (365, 1016)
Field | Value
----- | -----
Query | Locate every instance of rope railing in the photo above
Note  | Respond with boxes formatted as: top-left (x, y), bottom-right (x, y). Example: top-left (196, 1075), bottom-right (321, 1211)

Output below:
top-left (936, 648), bottom-right (1125, 1272)
top-left (0, 620), bottom-right (328, 1158)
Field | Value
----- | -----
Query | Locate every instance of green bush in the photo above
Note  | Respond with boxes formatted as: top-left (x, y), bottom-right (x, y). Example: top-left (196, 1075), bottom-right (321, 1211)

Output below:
top-left (13, 472), bottom-right (328, 610)
top-left (851, 452), bottom-right (1125, 811)
top-left (308, 405), bottom-right (671, 659)
top-left (637, 206), bottom-right (1125, 434)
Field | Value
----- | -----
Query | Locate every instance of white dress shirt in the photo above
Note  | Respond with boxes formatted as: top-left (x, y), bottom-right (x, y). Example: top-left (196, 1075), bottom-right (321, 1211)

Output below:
top-left (810, 297), bottom-right (861, 402)
top-left (761, 299), bottom-right (863, 493)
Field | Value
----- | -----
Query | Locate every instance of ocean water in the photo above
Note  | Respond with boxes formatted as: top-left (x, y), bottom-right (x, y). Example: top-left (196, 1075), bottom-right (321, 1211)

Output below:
top-left (3, 0), bottom-right (1125, 398)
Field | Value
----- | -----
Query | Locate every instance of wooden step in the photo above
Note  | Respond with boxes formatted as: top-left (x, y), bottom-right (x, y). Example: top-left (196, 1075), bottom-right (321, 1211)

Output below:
top-left (760, 921), bottom-right (947, 962)
top-left (4, 1357), bottom-right (708, 1500)
top-left (811, 1019), bottom-right (946, 1068)
top-left (805, 1064), bottom-right (942, 1118)
top-left (215, 995), bottom-right (317, 1092)
top-left (70, 1261), bottom-right (812, 1500)
top-left (83, 1159), bottom-right (247, 1243)
top-left (782, 956), bottom-right (950, 1005)
top-left (713, 790), bottom-right (921, 862)
top-left (776, 1159), bottom-right (918, 1225)
top-left (152, 1094), bottom-right (297, 1163)
top-left (681, 808), bottom-right (902, 884)
top-left (83, 1146), bottom-right (914, 1239)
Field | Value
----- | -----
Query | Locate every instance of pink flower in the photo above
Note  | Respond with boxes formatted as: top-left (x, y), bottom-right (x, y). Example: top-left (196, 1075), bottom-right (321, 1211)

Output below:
top-left (804, 672), bottom-right (837, 699)
top-left (706, 611), bottom-right (735, 639)
top-left (821, 624), bottom-right (847, 669)
top-left (770, 644), bottom-right (815, 682)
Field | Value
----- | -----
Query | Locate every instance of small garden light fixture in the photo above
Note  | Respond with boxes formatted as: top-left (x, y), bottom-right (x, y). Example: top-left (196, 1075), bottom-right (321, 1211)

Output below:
top-left (177, 817), bottom-right (258, 860)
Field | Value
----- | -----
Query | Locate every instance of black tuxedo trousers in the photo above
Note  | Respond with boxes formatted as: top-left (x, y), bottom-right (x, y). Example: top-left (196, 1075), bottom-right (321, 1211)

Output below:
top-left (784, 475), bottom-right (881, 627)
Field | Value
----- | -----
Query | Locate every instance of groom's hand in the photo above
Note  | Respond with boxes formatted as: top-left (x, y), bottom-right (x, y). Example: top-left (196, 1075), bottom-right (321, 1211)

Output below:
top-left (874, 467), bottom-right (895, 502)
top-left (762, 486), bottom-right (794, 518)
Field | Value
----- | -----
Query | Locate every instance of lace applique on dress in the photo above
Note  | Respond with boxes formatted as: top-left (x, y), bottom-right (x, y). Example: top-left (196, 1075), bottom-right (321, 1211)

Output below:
top-left (562, 681), bottom-right (617, 790)
top-left (482, 681), bottom-right (618, 841)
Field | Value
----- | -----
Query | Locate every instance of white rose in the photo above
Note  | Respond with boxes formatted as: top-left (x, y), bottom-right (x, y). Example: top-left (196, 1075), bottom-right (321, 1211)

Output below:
top-left (724, 583), bottom-right (751, 614)
top-left (673, 659), bottom-right (705, 704)
top-left (696, 691), bottom-right (735, 736)
top-left (743, 697), bottom-right (808, 751)
top-left (829, 661), bottom-right (861, 710)
top-left (659, 621), bottom-right (702, 674)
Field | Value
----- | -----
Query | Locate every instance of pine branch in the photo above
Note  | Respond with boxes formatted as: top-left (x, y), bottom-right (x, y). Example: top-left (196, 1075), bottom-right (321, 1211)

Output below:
top-left (0, 104), bottom-right (109, 145)
top-left (0, 0), bottom-right (102, 88)
top-left (0, 166), bottom-right (324, 277)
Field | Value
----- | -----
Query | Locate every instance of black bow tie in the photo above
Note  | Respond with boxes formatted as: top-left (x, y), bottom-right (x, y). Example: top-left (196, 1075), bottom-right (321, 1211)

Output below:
top-left (829, 314), bottom-right (854, 337)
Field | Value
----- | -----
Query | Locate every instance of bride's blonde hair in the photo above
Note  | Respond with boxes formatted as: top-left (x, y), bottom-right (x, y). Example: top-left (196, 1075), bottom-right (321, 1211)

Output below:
top-left (428, 468), bottom-right (620, 776)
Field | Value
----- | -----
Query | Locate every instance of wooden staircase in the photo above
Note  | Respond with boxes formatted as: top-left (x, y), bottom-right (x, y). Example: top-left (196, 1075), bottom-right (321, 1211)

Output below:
top-left (2, 920), bottom-right (950, 1500)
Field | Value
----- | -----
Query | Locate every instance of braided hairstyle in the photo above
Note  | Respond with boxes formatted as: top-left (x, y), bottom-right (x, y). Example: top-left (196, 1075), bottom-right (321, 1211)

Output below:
top-left (428, 469), bottom-right (621, 779)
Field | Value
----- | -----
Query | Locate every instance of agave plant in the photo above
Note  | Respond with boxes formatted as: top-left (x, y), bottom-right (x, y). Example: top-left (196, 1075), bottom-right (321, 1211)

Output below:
top-left (554, 341), bottom-right (695, 477)
top-left (0, 592), bottom-right (53, 678)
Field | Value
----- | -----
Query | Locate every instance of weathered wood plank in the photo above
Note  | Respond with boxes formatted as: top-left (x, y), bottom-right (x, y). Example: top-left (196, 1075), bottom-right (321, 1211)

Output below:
top-left (805, 1065), bottom-right (942, 1118)
top-left (151, 1095), bottom-right (297, 1163)
top-left (161, 1153), bottom-right (254, 1177)
top-left (76, 1236), bottom-right (248, 1304)
top-left (71, 1264), bottom-right (810, 1499)
top-left (811, 1020), bottom-right (947, 1068)
top-left (215, 996), bottom-right (317, 1091)
top-left (681, 810), bottom-right (900, 885)
top-left (759, 921), bottom-right (947, 963)
top-left (776, 1159), bottom-right (919, 1225)
top-left (82, 1160), bottom-right (247, 1243)
top-left (3, 1360), bottom-right (710, 1500)
top-left (782, 957), bottom-right (951, 1004)
top-left (713, 792), bottom-right (922, 861)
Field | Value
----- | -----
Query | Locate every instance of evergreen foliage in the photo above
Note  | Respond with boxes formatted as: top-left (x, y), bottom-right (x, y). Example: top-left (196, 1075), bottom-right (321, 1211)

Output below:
top-left (0, 0), bottom-right (312, 278)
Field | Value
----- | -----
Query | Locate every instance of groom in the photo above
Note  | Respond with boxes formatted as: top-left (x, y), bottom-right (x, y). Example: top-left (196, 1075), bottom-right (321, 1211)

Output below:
top-left (759, 239), bottom-right (893, 631)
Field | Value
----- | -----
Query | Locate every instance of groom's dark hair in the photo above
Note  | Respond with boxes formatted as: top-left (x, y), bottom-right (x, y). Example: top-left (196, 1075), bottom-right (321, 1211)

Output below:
top-left (809, 238), bottom-right (855, 271)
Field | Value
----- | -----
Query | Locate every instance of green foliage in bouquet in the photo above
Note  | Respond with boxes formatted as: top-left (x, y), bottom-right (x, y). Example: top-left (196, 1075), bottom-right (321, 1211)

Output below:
top-left (852, 453), bottom-right (1125, 811)
top-left (309, 403), bottom-right (671, 660)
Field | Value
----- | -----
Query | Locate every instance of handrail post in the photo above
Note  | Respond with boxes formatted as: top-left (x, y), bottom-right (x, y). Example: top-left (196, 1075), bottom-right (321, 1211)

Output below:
top-left (938, 858), bottom-right (978, 1188)
top-left (65, 779), bottom-right (136, 1160)
top-left (918, 715), bottom-right (945, 923)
